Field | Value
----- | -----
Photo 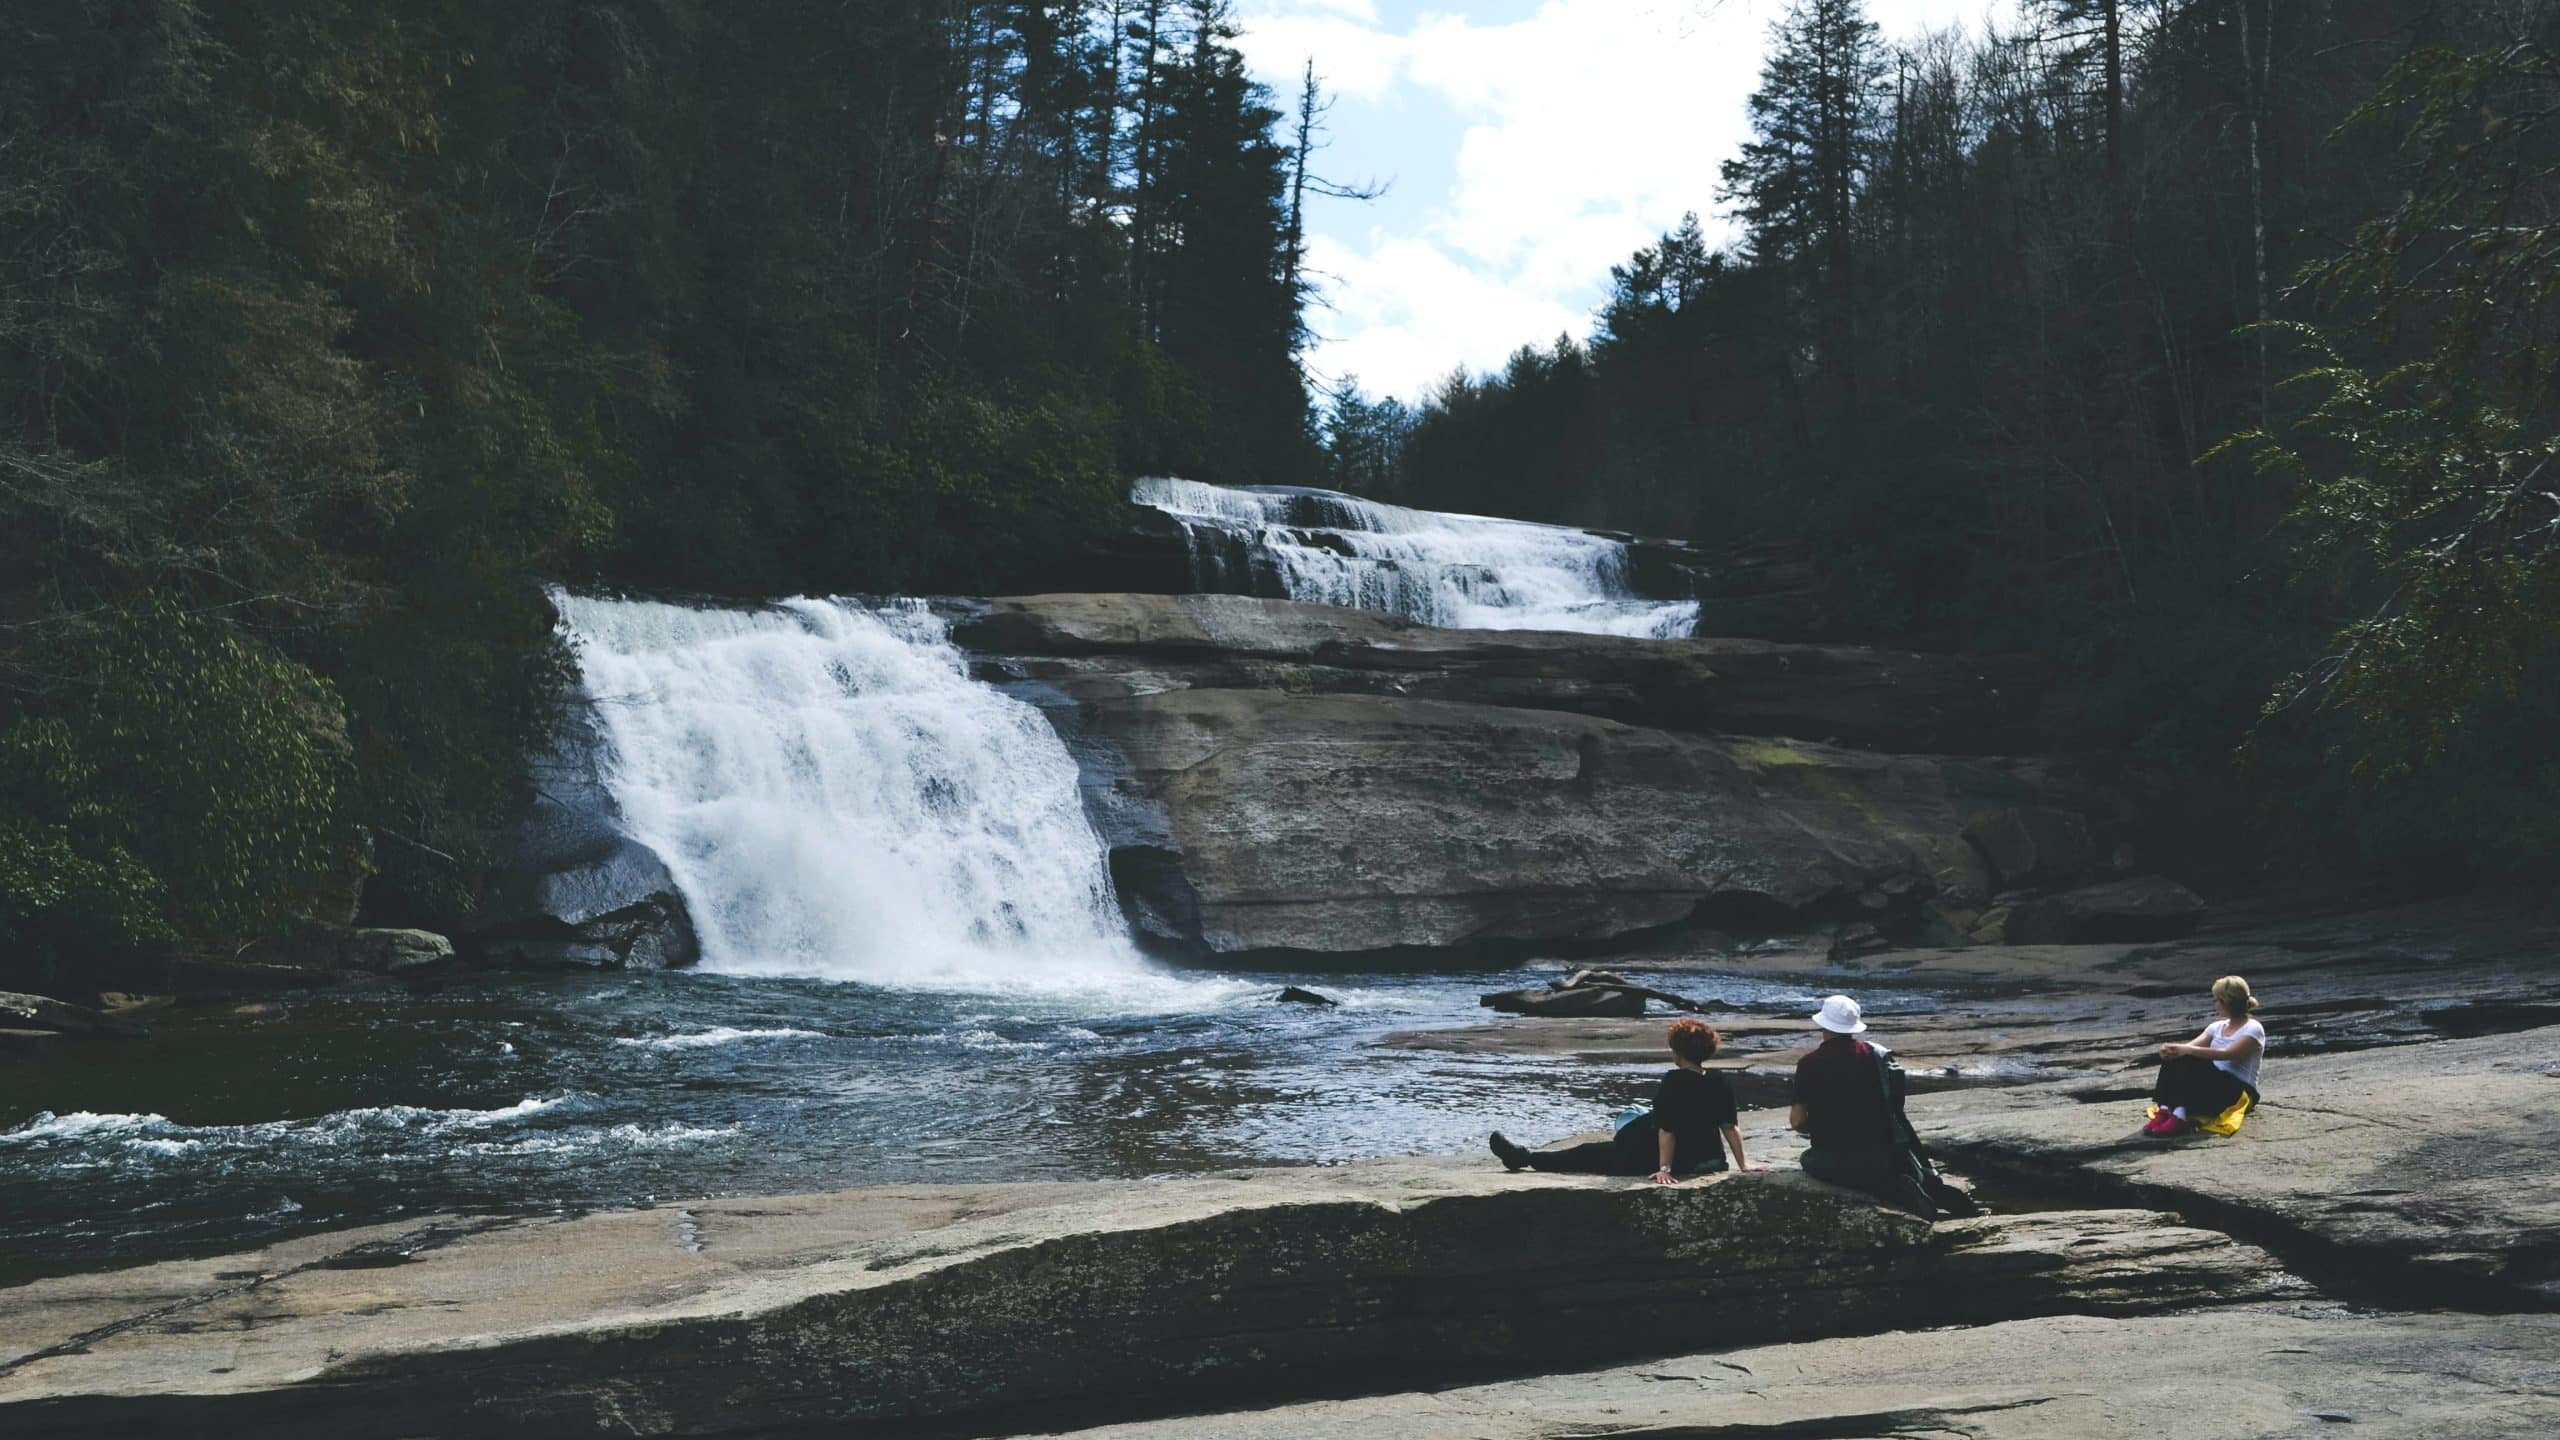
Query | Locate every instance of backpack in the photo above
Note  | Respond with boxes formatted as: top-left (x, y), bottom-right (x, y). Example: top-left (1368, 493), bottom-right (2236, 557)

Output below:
top-left (1869, 1043), bottom-right (1981, 1218)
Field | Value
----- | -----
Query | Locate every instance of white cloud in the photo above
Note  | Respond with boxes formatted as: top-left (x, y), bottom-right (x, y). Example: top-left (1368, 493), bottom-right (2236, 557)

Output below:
top-left (1238, 0), bottom-right (1987, 401)
top-left (1228, 3), bottom-right (1408, 102)
top-left (1304, 230), bottom-right (1588, 398)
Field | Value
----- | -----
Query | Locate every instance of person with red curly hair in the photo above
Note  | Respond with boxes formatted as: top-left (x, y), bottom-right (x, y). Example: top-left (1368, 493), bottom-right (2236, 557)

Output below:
top-left (1490, 1018), bottom-right (1760, 1183)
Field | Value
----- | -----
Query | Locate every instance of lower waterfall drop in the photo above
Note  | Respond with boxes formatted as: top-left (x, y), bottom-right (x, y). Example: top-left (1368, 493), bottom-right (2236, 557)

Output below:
top-left (556, 593), bottom-right (1171, 996)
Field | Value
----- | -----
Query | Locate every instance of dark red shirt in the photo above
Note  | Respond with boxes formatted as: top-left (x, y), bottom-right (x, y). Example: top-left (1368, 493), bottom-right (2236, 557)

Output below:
top-left (1791, 1034), bottom-right (1894, 1147)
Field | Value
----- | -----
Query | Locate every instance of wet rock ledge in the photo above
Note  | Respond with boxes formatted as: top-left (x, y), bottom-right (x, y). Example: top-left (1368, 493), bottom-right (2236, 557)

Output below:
top-left (0, 1163), bottom-right (2278, 1439)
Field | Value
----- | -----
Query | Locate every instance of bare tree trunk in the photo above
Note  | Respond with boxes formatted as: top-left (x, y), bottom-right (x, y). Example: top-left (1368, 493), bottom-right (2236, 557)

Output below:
top-left (1286, 57), bottom-right (1314, 302)
top-left (2238, 0), bottom-right (2271, 424)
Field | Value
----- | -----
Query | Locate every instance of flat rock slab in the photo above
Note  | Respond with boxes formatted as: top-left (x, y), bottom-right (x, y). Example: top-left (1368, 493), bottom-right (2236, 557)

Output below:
top-left (1005, 1305), bottom-right (2560, 1440)
top-left (0, 1161), bottom-right (2277, 1438)
top-left (1914, 1025), bottom-right (2560, 1304)
top-left (953, 592), bottom-right (2044, 753)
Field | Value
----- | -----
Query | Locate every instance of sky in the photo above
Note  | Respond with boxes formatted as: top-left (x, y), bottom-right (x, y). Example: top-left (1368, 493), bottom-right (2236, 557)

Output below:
top-left (1227, 0), bottom-right (1995, 403)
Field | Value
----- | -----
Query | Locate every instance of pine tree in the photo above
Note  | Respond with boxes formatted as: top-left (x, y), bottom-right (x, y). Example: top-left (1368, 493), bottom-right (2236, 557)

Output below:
top-left (1718, 0), bottom-right (1886, 415)
top-left (1145, 0), bottom-right (1308, 475)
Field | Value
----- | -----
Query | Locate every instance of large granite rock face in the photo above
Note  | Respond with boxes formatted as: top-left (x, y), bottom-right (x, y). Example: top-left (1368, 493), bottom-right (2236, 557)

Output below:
top-left (1915, 1025), bottom-right (2560, 1305)
top-left (955, 592), bottom-right (2043, 754)
top-left (0, 1163), bottom-right (2281, 1440)
top-left (1053, 686), bottom-right (2097, 954)
top-left (472, 702), bottom-right (699, 971)
top-left (947, 593), bottom-right (2105, 957)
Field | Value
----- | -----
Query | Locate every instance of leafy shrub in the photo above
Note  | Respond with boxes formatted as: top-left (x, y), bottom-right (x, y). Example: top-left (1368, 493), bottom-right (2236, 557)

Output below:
top-left (0, 607), bottom-right (349, 953)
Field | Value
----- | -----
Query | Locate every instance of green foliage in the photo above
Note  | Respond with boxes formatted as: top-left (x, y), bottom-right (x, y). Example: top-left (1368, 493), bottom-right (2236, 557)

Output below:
top-left (0, 607), bottom-right (345, 962)
top-left (1349, 1), bottom-right (2560, 894)
top-left (0, 0), bottom-right (1313, 947)
top-left (2217, 41), bottom-right (2560, 774)
top-left (0, 720), bottom-right (174, 960)
top-left (65, 607), bottom-right (347, 940)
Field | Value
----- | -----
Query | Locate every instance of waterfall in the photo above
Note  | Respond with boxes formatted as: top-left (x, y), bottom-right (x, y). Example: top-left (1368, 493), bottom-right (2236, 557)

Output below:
top-left (1131, 477), bottom-right (1701, 638)
top-left (555, 593), bottom-right (1166, 995)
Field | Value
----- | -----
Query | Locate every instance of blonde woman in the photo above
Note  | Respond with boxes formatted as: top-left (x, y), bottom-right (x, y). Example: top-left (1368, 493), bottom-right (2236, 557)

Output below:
top-left (2145, 975), bottom-right (2266, 1136)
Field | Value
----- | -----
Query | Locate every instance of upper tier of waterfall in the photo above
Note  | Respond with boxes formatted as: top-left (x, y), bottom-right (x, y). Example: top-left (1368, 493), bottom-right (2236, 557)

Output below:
top-left (555, 593), bottom-right (1191, 997)
top-left (1130, 477), bottom-right (1701, 638)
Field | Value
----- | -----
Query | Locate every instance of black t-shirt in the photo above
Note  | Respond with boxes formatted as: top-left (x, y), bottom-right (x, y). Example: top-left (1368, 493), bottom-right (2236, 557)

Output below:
top-left (1649, 1067), bottom-right (1738, 1170)
top-left (1792, 1036), bottom-right (1893, 1147)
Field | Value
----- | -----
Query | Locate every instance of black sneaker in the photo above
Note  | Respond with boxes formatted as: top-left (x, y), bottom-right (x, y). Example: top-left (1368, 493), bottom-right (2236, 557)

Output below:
top-left (1489, 1132), bottom-right (1533, 1172)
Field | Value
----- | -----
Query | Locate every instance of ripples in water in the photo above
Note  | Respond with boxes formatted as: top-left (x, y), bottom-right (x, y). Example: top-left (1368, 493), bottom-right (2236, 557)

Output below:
top-left (0, 965), bottom-right (1935, 1281)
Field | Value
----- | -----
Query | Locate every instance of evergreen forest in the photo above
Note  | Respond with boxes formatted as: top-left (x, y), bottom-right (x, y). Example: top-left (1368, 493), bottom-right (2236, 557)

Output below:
top-left (2, 0), bottom-right (1313, 964)
top-left (1329, 0), bottom-right (2560, 895)
top-left (4, 0), bottom-right (2556, 971)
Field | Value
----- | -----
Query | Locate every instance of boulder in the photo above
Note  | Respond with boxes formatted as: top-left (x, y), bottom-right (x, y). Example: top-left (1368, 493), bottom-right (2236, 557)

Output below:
top-left (474, 701), bottom-right (700, 971)
top-left (1480, 985), bottom-right (1646, 1018)
top-left (1964, 805), bottom-right (2095, 892)
top-left (242, 919), bottom-right (454, 976)
top-left (474, 892), bottom-right (697, 972)
top-left (0, 991), bottom-right (111, 1036)
top-left (0, 1162), bottom-right (2284, 1440)
top-left (1066, 687), bottom-right (2088, 954)
top-left (1480, 970), bottom-right (1716, 1017)
top-left (2003, 875), bottom-right (2205, 944)
top-left (954, 592), bottom-right (2045, 754)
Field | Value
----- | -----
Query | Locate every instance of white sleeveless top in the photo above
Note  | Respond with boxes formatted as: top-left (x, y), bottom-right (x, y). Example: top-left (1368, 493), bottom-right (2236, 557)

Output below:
top-left (2205, 1018), bottom-right (2267, 1089)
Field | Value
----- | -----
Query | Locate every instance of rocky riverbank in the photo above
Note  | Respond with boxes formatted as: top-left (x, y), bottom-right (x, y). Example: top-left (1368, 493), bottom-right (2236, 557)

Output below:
top-left (5, 897), bottom-right (2554, 1437)
top-left (0, 1163), bottom-right (2284, 1437)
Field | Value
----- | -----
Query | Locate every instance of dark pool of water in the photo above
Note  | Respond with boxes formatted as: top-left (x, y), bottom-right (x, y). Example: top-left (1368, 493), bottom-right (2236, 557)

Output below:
top-left (0, 962), bottom-right (1945, 1282)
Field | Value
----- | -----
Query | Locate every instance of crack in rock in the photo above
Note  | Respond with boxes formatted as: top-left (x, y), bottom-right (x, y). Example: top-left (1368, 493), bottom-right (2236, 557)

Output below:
top-left (0, 1216), bottom-right (522, 1381)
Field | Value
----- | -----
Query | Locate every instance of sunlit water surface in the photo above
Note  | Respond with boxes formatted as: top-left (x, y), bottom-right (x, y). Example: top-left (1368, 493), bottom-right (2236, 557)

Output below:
top-left (0, 965), bottom-right (1940, 1282)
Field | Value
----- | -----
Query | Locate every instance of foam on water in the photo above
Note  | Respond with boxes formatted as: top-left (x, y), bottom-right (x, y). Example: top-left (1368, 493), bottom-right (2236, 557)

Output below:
top-left (1132, 477), bottom-right (1700, 637)
top-left (557, 594), bottom-right (1247, 1006)
top-left (0, 1095), bottom-right (591, 1154)
top-left (613, 1026), bottom-right (827, 1051)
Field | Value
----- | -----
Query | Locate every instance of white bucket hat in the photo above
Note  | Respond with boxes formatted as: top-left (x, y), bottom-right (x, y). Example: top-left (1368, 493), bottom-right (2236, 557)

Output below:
top-left (1812, 994), bottom-right (1867, 1034)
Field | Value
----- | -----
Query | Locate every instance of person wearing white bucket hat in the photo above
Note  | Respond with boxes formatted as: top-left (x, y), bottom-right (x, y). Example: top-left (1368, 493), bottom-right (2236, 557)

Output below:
top-left (1811, 994), bottom-right (1867, 1035)
top-left (1788, 994), bottom-right (1937, 1218)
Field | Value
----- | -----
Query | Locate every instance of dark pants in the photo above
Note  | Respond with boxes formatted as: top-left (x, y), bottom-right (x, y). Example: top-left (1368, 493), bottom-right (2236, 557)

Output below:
top-left (2152, 1055), bottom-right (2248, 1115)
top-left (1528, 1119), bottom-right (1723, 1177)
top-left (1800, 1140), bottom-right (1930, 1207)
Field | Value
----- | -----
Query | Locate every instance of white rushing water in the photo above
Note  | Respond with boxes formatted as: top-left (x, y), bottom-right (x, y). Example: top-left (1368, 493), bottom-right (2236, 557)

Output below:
top-left (1132, 477), bottom-right (1700, 637)
top-left (557, 594), bottom-right (1212, 999)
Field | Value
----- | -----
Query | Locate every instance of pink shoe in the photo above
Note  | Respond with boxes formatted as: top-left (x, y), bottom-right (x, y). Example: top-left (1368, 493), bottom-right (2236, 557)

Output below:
top-left (2142, 1110), bottom-right (2181, 1137)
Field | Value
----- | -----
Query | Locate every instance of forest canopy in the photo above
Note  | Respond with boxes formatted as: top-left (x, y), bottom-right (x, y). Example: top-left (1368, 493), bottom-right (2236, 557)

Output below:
top-left (1329, 0), bottom-right (2560, 894)
top-left (0, 0), bottom-right (1316, 964)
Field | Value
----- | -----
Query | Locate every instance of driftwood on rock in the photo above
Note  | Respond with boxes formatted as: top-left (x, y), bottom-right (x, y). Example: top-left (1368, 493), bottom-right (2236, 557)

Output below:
top-left (1479, 970), bottom-right (1718, 1018)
